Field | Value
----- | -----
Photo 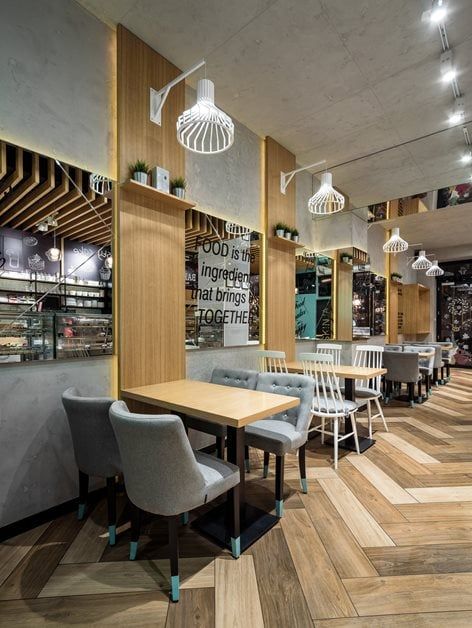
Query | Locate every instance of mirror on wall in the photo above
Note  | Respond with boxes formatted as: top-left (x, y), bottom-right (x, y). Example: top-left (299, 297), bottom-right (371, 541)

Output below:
top-left (185, 210), bottom-right (260, 350)
top-left (352, 271), bottom-right (386, 338)
top-left (0, 139), bottom-right (114, 363)
top-left (295, 251), bottom-right (333, 340)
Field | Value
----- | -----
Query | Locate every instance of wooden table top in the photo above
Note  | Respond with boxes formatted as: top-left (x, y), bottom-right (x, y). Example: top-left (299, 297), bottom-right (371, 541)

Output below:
top-left (286, 362), bottom-right (387, 380)
top-left (121, 379), bottom-right (300, 428)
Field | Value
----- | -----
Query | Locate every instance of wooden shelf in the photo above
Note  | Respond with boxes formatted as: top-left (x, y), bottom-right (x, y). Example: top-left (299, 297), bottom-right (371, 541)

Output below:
top-left (338, 261), bottom-right (353, 271)
top-left (121, 179), bottom-right (196, 210)
top-left (269, 236), bottom-right (305, 250)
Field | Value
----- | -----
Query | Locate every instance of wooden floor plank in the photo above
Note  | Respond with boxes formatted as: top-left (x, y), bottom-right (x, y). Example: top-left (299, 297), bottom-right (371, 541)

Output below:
top-left (301, 491), bottom-right (378, 578)
top-left (343, 573), bottom-right (472, 616)
top-left (401, 416), bottom-right (453, 440)
top-left (336, 464), bottom-right (407, 523)
top-left (318, 478), bottom-right (395, 547)
top-left (281, 508), bottom-right (356, 619)
top-left (0, 591), bottom-right (169, 627)
top-left (38, 558), bottom-right (214, 598)
top-left (0, 513), bottom-right (82, 600)
top-left (249, 526), bottom-right (313, 626)
top-left (406, 487), bottom-right (472, 502)
top-left (345, 456), bottom-right (417, 504)
top-left (365, 543), bottom-right (472, 576)
top-left (376, 432), bottom-right (441, 464)
top-left (382, 521), bottom-right (472, 546)
top-left (424, 462), bottom-right (472, 474)
top-left (398, 502), bottom-right (472, 521)
top-left (369, 439), bottom-right (430, 481)
top-left (165, 588), bottom-right (214, 628)
top-left (314, 610), bottom-right (472, 627)
top-left (214, 556), bottom-right (264, 628)
top-left (0, 523), bottom-right (50, 588)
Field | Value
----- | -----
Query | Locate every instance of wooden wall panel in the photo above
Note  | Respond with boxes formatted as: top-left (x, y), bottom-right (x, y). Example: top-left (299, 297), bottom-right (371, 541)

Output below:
top-left (117, 26), bottom-right (186, 389)
top-left (265, 137), bottom-right (296, 360)
top-left (336, 255), bottom-right (353, 341)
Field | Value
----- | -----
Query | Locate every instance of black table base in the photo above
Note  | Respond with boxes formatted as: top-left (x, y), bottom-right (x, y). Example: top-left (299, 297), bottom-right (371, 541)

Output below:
top-left (192, 502), bottom-right (279, 553)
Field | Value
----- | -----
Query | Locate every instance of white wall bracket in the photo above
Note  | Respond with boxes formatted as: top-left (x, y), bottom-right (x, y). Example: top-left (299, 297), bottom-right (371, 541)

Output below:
top-left (280, 160), bottom-right (326, 194)
top-left (150, 58), bottom-right (206, 125)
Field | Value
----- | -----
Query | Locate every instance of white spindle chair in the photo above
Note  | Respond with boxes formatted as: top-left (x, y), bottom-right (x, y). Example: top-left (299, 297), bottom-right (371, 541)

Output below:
top-left (353, 345), bottom-right (388, 438)
top-left (256, 350), bottom-right (288, 373)
top-left (316, 343), bottom-right (342, 366)
top-left (301, 352), bottom-right (360, 469)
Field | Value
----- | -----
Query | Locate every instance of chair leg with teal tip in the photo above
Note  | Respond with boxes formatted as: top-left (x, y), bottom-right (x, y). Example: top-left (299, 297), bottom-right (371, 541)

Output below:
top-left (231, 536), bottom-right (241, 559)
top-left (275, 499), bottom-right (284, 518)
top-left (168, 516), bottom-right (180, 602)
top-left (129, 503), bottom-right (141, 561)
top-left (300, 478), bottom-right (308, 494)
top-left (108, 525), bottom-right (116, 546)
top-left (298, 445), bottom-right (307, 494)
top-left (180, 512), bottom-right (189, 525)
top-left (275, 455), bottom-right (285, 518)
top-left (78, 470), bottom-right (88, 520)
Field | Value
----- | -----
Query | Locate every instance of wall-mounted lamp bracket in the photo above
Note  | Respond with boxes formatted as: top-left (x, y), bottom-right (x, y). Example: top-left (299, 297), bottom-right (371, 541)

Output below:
top-left (280, 160), bottom-right (326, 194)
top-left (150, 59), bottom-right (206, 125)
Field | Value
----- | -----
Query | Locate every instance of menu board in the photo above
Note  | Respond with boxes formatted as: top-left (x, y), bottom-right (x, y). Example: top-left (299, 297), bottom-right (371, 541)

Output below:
top-left (63, 240), bottom-right (111, 283)
top-left (0, 227), bottom-right (60, 275)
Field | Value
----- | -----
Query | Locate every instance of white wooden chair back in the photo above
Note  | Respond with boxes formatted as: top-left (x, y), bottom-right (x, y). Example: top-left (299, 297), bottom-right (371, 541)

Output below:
top-left (353, 345), bottom-right (384, 393)
top-left (256, 350), bottom-right (288, 373)
top-left (300, 352), bottom-right (344, 417)
top-left (316, 343), bottom-right (342, 366)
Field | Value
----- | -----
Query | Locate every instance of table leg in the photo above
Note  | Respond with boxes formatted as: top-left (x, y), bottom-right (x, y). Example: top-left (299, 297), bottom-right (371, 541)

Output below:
top-left (340, 378), bottom-right (375, 453)
top-left (192, 425), bottom-right (279, 553)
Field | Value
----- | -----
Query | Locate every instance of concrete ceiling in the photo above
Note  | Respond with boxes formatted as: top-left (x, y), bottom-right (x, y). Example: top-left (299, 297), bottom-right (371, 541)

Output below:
top-left (77, 0), bottom-right (472, 208)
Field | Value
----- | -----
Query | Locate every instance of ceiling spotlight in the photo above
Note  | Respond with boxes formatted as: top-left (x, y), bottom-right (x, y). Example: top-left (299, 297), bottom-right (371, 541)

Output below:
top-left (449, 98), bottom-right (465, 125)
top-left (440, 50), bottom-right (456, 83)
top-left (383, 227), bottom-right (409, 254)
top-left (308, 172), bottom-right (345, 215)
top-left (461, 151), bottom-right (472, 164)
top-left (37, 221), bottom-right (49, 232)
top-left (412, 250), bottom-right (433, 270)
top-left (430, 0), bottom-right (447, 23)
top-left (47, 213), bottom-right (58, 228)
top-left (426, 260), bottom-right (444, 276)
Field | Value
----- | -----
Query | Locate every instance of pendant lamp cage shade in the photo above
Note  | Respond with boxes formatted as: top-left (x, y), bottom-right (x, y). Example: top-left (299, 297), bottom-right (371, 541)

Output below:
top-left (383, 227), bottom-right (408, 254)
top-left (89, 174), bottom-right (112, 196)
top-left (176, 79), bottom-right (234, 154)
top-left (412, 250), bottom-right (432, 270)
top-left (304, 250), bottom-right (317, 259)
top-left (225, 222), bottom-right (251, 237)
top-left (46, 232), bottom-right (62, 262)
top-left (426, 260), bottom-right (444, 276)
top-left (308, 172), bottom-right (345, 215)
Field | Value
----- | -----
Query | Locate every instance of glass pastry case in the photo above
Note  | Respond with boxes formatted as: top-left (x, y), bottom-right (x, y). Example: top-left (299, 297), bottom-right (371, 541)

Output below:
top-left (0, 313), bottom-right (54, 363)
top-left (55, 313), bottom-right (113, 358)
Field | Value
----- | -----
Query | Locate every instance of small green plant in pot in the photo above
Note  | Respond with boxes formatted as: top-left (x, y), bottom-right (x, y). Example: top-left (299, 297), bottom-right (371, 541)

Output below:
top-left (275, 222), bottom-right (286, 237)
top-left (284, 225), bottom-right (292, 239)
top-left (292, 228), bottom-right (299, 243)
top-left (391, 272), bottom-right (402, 283)
top-left (170, 176), bottom-right (187, 199)
top-left (341, 252), bottom-right (353, 264)
top-left (130, 160), bottom-right (150, 185)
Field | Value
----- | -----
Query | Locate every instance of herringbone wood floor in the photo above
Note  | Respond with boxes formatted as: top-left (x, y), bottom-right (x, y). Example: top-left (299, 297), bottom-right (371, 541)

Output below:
top-left (2, 369), bottom-right (472, 627)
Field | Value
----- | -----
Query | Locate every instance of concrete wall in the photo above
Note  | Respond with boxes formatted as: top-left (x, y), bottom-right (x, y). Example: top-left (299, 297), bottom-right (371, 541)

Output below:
top-left (0, 0), bottom-right (115, 527)
top-left (0, 0), bottom-right (115, 177)
top-left (0, 358), bottom-right (112, 527)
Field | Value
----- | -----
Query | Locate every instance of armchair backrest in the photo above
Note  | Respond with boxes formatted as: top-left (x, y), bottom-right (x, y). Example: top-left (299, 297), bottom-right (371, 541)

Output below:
top-left (256, 372), bottom-right (314, 433)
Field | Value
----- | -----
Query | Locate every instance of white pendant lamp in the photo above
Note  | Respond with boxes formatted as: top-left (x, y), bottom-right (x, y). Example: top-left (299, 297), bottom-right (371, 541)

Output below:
top-left (426, 260), bottom-right (444, 276)
top-left (104, 255), bottom-right (113, 270)
top-left (383, 227), bottom-right (408, 254)
top-left (412, 250), bottom-right (432, 270)
top-left (90, 174), bottom-right (112, 196)
top-left (150, 59), bottom-right (234, 155)
top-left (46, 232), bottom-right (62, 262)
top-left (225, 222), bottom-right (251, 237)
top-left (308, 172), bottom-right (345, 215)
top-left (177, 79), bottom-right (234, 154)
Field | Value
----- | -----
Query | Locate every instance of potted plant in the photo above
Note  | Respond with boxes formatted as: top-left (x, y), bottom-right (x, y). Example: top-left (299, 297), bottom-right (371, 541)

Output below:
top-left (391, 272), bottom-right (403, 284)
top-left (292, 228), bottom-right (299, 243)
top-left (130, 160), bottom-right (150, 185)
top-left (170, 176), bottom-right (187, 199)
top-left (284, 225), bottom-right (292, 239)
top-left (275, 222), bottom-right (286, 237)
top-left (341, 252), bottom-right (353, 264)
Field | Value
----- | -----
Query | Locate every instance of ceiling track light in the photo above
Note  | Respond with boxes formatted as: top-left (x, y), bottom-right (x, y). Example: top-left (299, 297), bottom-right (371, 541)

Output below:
top-left (383, 227), bottom-right (409, 254)
top-left (461, 150), bottom-right (472, 165)
top-left (412, 250), bottom-right (433, 270)
top-left (449, 97), bottom-right (465, 125)
top-left (150, 59), bottom-right (234, 155)
top-left (426, 260), bottom-right (444, 276)
top-left (430, 0), bottom-right (447, 23)
top-left (440, 49), bottom-right (456, 83)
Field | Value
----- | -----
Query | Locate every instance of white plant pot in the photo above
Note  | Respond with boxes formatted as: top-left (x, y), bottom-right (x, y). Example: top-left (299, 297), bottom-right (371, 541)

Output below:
top-left (276, 229), bottom-right (285, 237)
top-left (172, 187), bottom-right (185, 199)
top-left (293, 235), bottom-right (299, 243)
top-left (285, 231), bottom-right (292, 239)
top-left (133, 172), bottom-right (148, 185)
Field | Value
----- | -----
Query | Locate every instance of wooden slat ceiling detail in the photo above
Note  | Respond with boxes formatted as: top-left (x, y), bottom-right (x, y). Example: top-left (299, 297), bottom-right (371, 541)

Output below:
top-left (0, 142), bottom-right (112, 245)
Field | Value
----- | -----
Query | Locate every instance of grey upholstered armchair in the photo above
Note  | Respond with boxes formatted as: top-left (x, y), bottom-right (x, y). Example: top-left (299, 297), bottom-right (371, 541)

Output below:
top-left (185, 367), bottom-right (258, 458)
top-left (109, 401), bottom-right (240, 603)
top-left (244, 372), bottom-right (314, 517)
top-left (383, 351), bottom-right (421, 406)
top-left (62, 387), bottom-right (121, 545)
